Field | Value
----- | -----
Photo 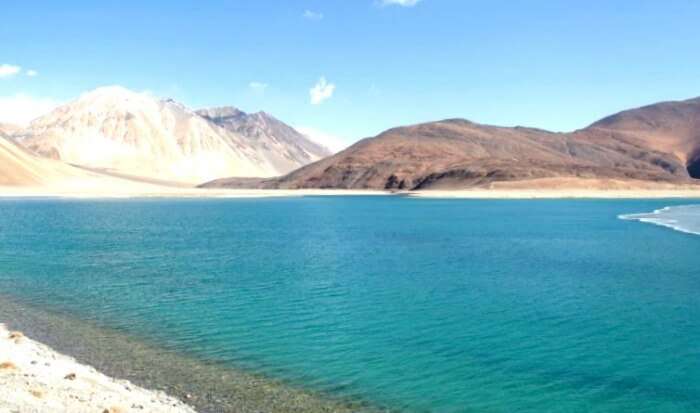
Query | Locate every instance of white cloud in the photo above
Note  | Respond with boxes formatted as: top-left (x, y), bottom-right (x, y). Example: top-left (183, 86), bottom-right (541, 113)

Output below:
top-left (303, 10), bottom-right (324, 20)
top-left (0, 64), bottom-right (22, 78)
top-left (249, 81), bottom-right (268, 93)
top-left (309, 77), bottom-right (335, 105)
top-left (379, 0), bottom-right (421, 6)
top-left (295, 126), bottom-right (350, 153)
top-left (26, 70), bottom-right (38, 77)
top-left (0, 94), bottom-right (60, 125)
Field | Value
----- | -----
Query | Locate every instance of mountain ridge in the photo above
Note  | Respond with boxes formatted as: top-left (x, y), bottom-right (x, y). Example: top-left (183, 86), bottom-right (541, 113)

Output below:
top-left (13, 86), bottom-right (328, 184)
top-left (202, 96), bottom-right (700, 190)
top-left (196, 106), bottom-right (332, 170)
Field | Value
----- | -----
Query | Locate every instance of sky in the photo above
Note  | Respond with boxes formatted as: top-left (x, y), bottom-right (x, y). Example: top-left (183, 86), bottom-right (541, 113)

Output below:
top-left (2, 0), bottom-right (700, 148)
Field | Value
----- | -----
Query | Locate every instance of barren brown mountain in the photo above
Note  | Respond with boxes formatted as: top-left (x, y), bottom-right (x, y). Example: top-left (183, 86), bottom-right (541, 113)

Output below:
top-left (202, 97), bottom-right (700, 190)
top-left (587, 97), bottom-right (700, 178)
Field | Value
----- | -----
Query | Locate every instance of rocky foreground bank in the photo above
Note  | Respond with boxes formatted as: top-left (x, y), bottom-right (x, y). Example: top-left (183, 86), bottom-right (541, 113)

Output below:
top-left (0, 323), bottom-right (196, 413)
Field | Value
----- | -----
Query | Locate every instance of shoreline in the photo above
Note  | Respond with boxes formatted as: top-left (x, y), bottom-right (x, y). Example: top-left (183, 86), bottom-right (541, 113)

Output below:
top-left (0, 186), bottom-right (391, 199)
top-left (407, 188), bottom-right (700, 199)
top-left (0, 296), bottom-right (378, 413)
top-left (0, 322), bottom-right (196, 413)
top-left (2, 182), bottom-right (700, 200)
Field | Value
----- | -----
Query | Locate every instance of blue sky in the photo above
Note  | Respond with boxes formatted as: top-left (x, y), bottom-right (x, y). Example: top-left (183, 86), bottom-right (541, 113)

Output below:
top-left (2, 0), bottom-right (700, 147)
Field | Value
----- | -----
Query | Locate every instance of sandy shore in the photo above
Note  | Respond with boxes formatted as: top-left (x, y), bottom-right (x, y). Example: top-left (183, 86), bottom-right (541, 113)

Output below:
top-left (0, 186), bottom-right (389, 199)
top-left (408, 178), bottom-right (700, 198)
top-left (2, 178), bottom-right (700, 199)
top-left (0, 297), bottom-right (374, 413)
top-left (3, 186), bottom-right (700, 200)
top-left (0, 323), bottom-right (196, 413)
top-left (408, 188), bottom-right (700, 199)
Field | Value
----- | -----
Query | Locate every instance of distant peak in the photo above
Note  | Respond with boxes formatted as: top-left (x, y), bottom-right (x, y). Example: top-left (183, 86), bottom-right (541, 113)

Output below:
top-left (588, 95), bottom-right (700, 130)
top-left (442, 118), bottom-right (475, 125)
top-left (251, 111), bottom-right (279, 122)
top-left (75, 86), bottom-right (157, 107)
top-left (81, 85), bottom-right (142, 98)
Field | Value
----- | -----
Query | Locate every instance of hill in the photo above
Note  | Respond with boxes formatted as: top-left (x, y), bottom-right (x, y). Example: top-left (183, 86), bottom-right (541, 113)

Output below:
top-left (15, 87), bottom-right (327, 184)
top-left (203, 97), bottom-right (700, 190)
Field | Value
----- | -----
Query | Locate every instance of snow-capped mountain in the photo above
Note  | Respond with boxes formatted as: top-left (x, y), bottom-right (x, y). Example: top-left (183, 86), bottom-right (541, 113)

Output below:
top-left (17, 86), bottom-right (328, 184)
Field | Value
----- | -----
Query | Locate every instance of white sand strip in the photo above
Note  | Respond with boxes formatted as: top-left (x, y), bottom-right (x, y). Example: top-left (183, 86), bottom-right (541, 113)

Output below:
top-left (0, 323), bottom-right (196, 413)
top-left (408, 178), bottom-right (700, 198)
top-left (0, 186), bottom-right (390, 199)
top-left (408, 188), bottom-right (700, 199)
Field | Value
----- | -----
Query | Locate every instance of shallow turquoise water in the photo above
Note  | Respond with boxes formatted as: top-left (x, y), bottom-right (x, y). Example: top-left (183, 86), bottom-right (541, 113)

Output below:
top-left (0, 197), bottom-right (699, 412)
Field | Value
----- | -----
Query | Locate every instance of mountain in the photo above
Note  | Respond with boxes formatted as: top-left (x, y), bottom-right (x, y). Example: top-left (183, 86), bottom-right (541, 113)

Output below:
top-left (16, 87), bottom-right (327, 184)
top-left (202, 97), bottom-right (700, 190)
top-left (0, 135), bottom-right (98, 186)
top-left (0, 123), bottom-right (21, 137)
top-left (587, 97), bottom-right (700, 178)
top-left (196, 107), bottom-right (331, 173)
top-left (0, 133), bottom-right (200, 195)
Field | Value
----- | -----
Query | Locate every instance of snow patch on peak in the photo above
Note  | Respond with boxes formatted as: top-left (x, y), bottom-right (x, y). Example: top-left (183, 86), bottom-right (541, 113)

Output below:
top-left (74, 86), bottom-right (197, 115)
top-left (79, 86), bottom-right (149, 101)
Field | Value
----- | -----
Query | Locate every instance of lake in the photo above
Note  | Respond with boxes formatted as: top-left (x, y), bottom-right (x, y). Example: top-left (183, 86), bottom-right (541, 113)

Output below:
top-left (0, 197), bottom-right (698, 412)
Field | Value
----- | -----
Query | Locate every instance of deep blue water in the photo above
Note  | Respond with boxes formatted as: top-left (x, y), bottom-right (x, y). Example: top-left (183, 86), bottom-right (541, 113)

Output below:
top-left (1, 197), bottom-right (699, 412)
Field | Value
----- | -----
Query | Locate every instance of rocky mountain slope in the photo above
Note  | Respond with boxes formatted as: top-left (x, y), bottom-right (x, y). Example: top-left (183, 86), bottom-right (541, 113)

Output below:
top-left (0, 133), bottom-right (214, 194)
top-left (587, 97), bottom-right (700, 178)
top-left (0, 123), bottom-right (21, 137)
top-left (0, 135), bottom-right (99, 186)
top-left (196, 107), bottom-right (331, 173)
top-left (14, 87), bottom-right (327, 184)
top-left (203, 97), bottom-right (700, 190)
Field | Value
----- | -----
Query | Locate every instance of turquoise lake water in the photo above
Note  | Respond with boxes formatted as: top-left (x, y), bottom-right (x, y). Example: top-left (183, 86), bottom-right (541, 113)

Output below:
top-left (0, 197), bottom-right (699, 412)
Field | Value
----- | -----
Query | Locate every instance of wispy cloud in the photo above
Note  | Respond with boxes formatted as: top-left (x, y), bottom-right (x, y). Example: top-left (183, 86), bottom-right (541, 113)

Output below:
top-left (0, 64), bottom-right (22, 78)
top-left (0, 64), bottom-right (40, 79)
top-left (309, 77), bottom-right (335, 105)
top-left (379, 0), bottom-right (421, 7)
top-left (0, 94), bottom-right (60, 125)
top-left (295, 126), bottom-right (349, 153)
top-left (249, 81), bottom-right (268, 94)
top-left (303, 10), bottom-right (324, 20)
